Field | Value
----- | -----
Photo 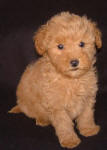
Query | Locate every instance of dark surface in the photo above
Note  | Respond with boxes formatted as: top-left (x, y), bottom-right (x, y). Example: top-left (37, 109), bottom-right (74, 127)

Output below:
top-left (0, 0), bottom-right (107, 150)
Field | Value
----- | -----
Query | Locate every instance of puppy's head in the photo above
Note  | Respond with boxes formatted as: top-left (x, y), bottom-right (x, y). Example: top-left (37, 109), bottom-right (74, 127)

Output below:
top-left (34, 12), bottom-right (102, 78)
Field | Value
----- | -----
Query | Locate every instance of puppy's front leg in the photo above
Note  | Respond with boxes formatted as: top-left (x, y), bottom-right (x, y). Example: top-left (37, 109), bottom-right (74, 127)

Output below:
top-left (76, 103), bottom-right (100, 137)
top-left (50, 110), bottom-right (81, 149)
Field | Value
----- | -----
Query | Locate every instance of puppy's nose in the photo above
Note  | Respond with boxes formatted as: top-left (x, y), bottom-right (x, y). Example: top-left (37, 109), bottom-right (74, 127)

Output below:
top-left (70, 59), bottom-right (79, 67)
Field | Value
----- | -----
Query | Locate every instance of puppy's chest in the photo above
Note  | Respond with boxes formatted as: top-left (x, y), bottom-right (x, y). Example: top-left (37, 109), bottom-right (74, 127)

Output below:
top-left (63, 78), bottom-right (96, 118)
top-left (64, 79), bottom-right (87, 103)
top-left (41, 71), bottom-right (97, 114)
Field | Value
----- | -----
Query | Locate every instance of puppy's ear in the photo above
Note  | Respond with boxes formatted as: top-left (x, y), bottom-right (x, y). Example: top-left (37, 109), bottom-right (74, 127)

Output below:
top-left (94, 25), bottom-right (102, 49)
top-left (33, 25), bottom-right (48, 55)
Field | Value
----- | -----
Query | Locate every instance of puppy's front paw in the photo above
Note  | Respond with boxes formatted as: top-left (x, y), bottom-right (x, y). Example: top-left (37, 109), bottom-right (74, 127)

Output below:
top-left (79, 125), bottom-right (100, 137)
top-left (60, 135), bottom-right (81, 149)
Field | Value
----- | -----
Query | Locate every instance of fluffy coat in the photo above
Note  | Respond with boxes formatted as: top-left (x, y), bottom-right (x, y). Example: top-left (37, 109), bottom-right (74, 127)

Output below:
top-left (9, 12), bottom-right (102, 149)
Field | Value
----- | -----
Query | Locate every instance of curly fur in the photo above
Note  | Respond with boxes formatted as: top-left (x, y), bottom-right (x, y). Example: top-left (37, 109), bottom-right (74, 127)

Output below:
top-left (9, 12), bottom-right (102, 149)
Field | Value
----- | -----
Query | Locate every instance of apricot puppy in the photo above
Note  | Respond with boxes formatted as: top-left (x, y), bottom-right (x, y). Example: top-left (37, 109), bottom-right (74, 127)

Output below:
top-left (9, 12), bottom-right (102, 149)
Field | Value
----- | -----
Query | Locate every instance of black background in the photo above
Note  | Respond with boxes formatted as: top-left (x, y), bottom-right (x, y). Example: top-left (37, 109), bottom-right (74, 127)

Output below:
top-left (0, 0), bottom-right (107, 150)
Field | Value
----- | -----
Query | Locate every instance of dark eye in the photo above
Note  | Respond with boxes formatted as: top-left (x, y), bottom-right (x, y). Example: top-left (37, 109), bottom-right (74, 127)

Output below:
top-left (79, 42), bottom-right (85, 47)
top-left (57, 44), bottom-right (64, 50)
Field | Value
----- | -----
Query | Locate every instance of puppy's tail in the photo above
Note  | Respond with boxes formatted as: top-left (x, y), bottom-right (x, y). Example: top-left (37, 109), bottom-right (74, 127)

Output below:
top-left (8, 105), bottom-right (21, 114)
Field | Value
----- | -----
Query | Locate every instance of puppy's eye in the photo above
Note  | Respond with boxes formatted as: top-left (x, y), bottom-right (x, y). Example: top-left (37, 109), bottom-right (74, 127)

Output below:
top-left (79, 42), bottom-right (85, 47)
top-left (57, 44), bottom-right (64, 50)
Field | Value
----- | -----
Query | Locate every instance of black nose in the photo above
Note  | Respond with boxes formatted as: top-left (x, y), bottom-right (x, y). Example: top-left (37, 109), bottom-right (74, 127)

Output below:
top-left (70, 60), bottom-right (79, 67)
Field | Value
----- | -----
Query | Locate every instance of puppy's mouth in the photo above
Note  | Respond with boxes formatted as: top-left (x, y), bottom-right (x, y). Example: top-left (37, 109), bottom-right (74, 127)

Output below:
top-left (70, 68), bottom-right (79, 71)
top-left (63, 67), bottom-right (90, 78)
top-left (68, 67), bottom-right (88, 72)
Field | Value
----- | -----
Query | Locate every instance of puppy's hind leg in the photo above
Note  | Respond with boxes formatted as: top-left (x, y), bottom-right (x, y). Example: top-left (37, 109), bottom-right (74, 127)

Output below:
top-left (35, 105), bottom-right (50, 127)
top-left (8, 105), bottom-right (21, 114)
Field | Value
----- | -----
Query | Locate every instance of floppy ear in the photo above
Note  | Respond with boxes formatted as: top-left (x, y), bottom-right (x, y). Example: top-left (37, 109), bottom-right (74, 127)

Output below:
top-left (94, 25), bottom-right (102, 49)
top-left (33, 25), bottom-right (48, 55)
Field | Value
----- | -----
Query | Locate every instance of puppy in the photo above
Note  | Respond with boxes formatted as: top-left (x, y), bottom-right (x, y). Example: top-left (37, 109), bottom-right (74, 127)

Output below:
top-left (9, 12), bottom-right (102, 149)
